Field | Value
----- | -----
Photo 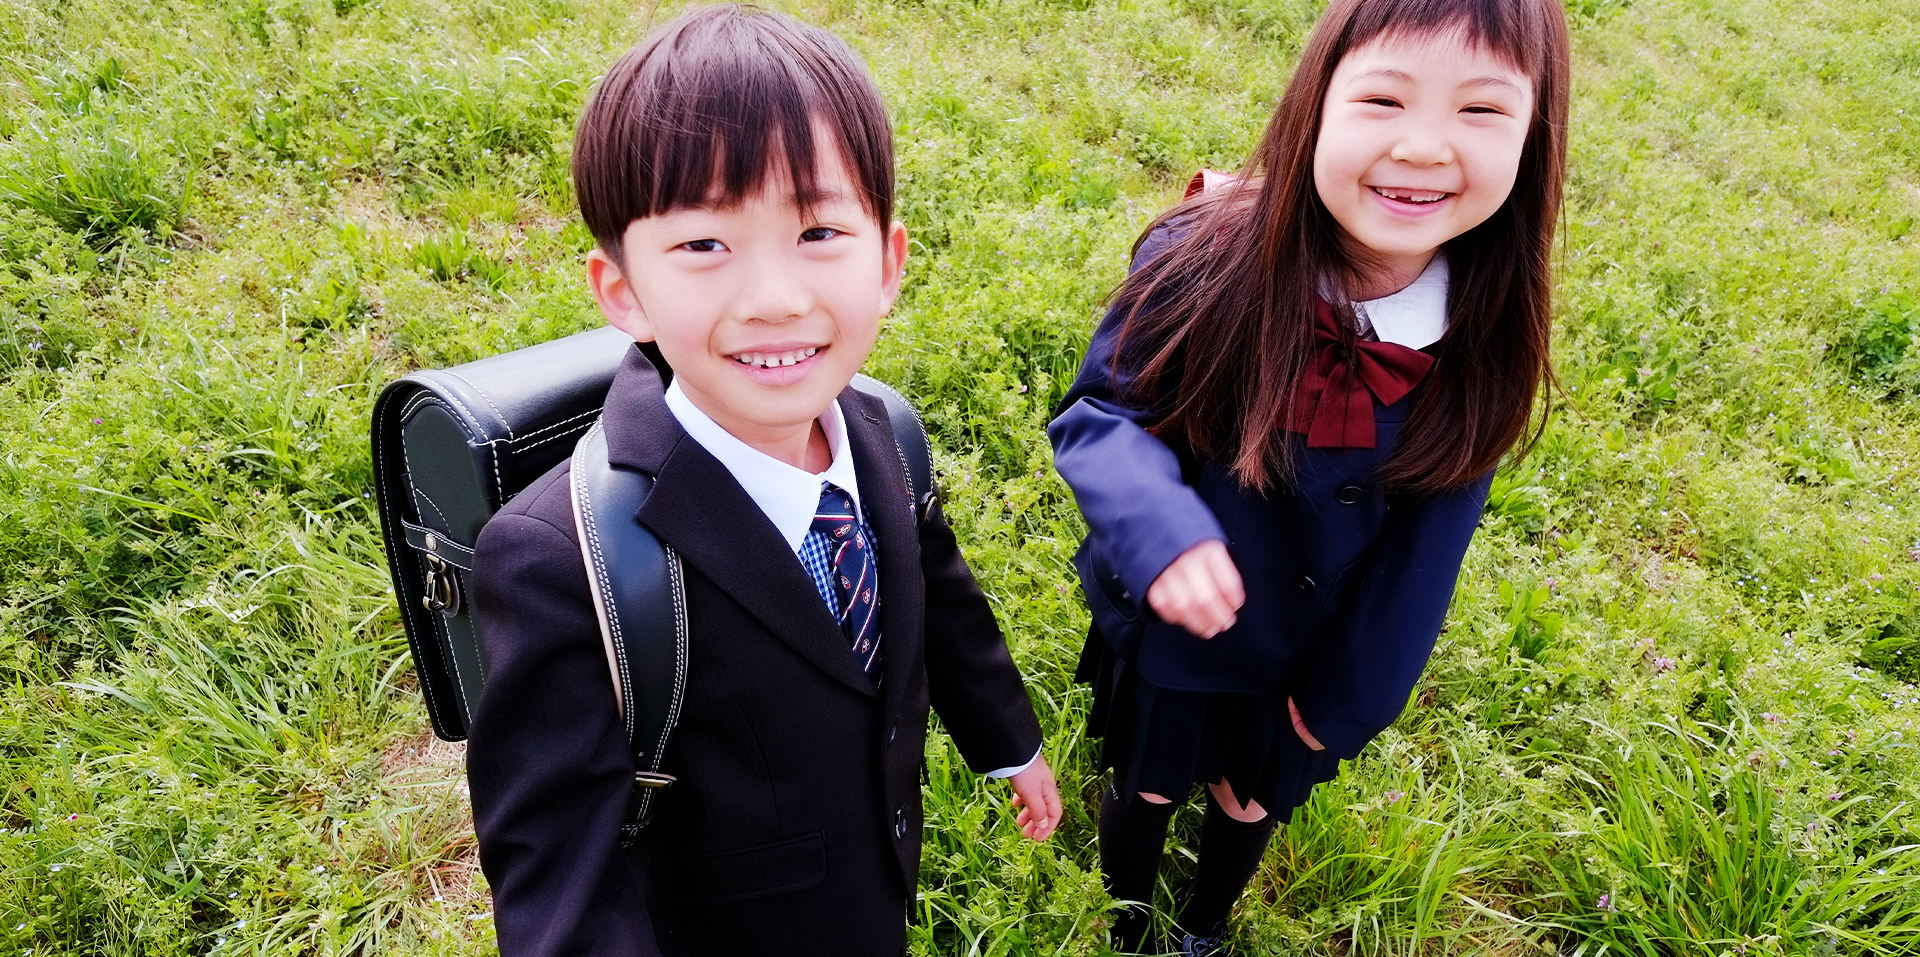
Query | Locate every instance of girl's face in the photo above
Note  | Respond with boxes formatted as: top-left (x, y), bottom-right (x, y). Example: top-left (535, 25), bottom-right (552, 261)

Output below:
top-left (1313, 30), bottom-right (1533, 296)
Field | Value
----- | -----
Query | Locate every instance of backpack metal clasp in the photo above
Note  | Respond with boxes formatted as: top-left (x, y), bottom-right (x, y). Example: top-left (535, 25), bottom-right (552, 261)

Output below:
top-left (420, 535), bottom-right (463, 617)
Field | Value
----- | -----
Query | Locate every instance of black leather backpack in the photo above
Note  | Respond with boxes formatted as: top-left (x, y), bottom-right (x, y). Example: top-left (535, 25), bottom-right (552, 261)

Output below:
top-left (370, 326), bottom-right (933, 834)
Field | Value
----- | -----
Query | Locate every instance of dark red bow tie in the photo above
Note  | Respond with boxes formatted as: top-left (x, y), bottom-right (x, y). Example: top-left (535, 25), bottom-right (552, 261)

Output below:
top-left (1287, 302), bottom-right (1435, 448)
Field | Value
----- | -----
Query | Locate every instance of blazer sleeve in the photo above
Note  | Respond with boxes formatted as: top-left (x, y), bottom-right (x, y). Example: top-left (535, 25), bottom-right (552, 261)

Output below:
top-left (917, 495), bottom-right (1045, 774)
top-left (467, 503), bottom-right (659, 956)
top-left (1288, 471), bottom-right (1493, 759)
top-left (1047, 235), bottom-right (1227, 607)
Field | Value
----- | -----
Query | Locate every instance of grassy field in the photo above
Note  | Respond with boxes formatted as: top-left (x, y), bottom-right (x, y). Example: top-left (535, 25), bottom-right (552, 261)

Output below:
top-left (3, 0), bottom-right (1919, 953)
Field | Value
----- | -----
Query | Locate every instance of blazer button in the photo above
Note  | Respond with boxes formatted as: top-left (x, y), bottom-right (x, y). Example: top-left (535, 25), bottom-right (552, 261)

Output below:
top-left (1296, 575), bottom-right (1316, 592)
top-left (1336, 485), bottom-right (1363, 504)
top-left (894, 808), bottom-right (907, 839)
top-left (887, 724), bottom-right (897, 745)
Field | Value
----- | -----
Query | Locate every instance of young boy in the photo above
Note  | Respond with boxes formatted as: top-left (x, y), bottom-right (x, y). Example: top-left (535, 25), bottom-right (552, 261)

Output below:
top-left (463, 7), bottom-right (1061, 956)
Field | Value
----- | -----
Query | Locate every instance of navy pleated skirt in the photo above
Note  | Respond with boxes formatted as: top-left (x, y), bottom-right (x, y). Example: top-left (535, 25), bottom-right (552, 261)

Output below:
top-left (1077, 626), bottom-right (1341, 818)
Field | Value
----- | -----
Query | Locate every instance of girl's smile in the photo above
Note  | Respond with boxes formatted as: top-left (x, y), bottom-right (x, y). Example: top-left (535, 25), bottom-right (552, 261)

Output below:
top-left (1313, 29), bottom-right (1533, 298)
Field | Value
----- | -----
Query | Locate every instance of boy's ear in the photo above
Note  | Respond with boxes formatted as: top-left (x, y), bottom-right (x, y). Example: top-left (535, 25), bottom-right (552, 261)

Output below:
top-left (586, 246), bottom-right (655, 342)
top-left (877, 221), bottom-right (909, 315)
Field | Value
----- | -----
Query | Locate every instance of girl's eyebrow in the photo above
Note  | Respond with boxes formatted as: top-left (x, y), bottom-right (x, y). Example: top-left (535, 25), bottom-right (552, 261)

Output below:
top-left (1344, 68), bottom-right (1524, 97)
top-left (1459, 75), bottom-right (1525, 95)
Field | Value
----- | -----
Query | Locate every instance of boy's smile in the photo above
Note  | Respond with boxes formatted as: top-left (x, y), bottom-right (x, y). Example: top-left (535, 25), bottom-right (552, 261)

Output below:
top-left (1313, 30), bottom-right (1533, 299)
top-left (587, 149), bottom-right (908, 470)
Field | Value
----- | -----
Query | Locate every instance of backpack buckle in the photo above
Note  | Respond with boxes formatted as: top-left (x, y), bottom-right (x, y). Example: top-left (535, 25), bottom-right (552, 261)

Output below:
top-left (420, 536), bottom-right (463, 617)
top-left (634, 771), bottom-right (677, 789)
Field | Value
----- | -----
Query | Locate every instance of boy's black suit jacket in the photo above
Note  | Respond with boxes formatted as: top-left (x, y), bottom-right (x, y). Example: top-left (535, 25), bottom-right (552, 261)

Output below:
top-left (465, 346), bottom-right (1043, 957)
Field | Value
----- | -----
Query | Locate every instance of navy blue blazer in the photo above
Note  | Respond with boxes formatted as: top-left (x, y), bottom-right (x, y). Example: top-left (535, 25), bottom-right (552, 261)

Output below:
top-left (1049, 230), bottom-right (1491, 760)
top-left (467, 346), bottom-right (1043, 957)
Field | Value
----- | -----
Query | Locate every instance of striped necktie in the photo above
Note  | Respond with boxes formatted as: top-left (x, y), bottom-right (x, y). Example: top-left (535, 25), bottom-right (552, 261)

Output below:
top-left (811, 484), bottom-right (880, 684)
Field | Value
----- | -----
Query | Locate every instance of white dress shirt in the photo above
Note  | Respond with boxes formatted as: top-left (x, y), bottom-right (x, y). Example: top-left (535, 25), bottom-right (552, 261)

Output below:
top-left (662, 380), bottom-right (1037, 779)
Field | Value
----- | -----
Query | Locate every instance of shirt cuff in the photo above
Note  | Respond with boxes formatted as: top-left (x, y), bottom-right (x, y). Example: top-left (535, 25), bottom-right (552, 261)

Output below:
top-left (983, 746), bottom-right (1042, 779)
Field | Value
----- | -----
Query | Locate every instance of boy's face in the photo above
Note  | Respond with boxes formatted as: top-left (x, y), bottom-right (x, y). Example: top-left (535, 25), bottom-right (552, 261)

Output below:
top-left (588, 150), bottom-right (907, 464)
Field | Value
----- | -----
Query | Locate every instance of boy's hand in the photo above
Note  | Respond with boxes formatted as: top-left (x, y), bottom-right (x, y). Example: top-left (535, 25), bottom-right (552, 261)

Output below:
top-left (1148, 540), bottom-right (1245, 639)
top-left (1007, 757), bottom-right (1062, 841)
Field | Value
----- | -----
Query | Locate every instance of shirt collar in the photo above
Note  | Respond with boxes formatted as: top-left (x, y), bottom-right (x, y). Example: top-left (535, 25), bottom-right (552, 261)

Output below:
top-left (1354, 254), bottom-right (1449, 350)
top-left (663, 379), bottom-right (863, 552)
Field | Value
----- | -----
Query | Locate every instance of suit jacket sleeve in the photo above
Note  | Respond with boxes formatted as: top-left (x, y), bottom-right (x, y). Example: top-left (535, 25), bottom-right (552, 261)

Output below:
top-left (467, 501), bottom-right (658, 956)
top-left (1047, 231), bottom-right (1227, 607)
top-left (917, 496), bottom-right (1045, 774)
top-left (1288, 471), bottom-right (1493, 759)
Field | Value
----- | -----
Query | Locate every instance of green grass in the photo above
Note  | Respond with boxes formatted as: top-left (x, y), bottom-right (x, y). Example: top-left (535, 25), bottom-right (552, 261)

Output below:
top-left (3, 0), bottom-right (1918, 953)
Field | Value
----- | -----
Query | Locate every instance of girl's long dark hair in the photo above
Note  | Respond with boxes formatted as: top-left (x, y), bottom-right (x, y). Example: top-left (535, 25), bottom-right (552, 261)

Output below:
top-left (1112, 0), bottom-right (1570, 495)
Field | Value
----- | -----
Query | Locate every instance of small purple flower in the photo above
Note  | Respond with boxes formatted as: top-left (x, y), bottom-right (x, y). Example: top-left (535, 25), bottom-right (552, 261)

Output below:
top-left (1384, 790), bottom-right (1405, 804)
top-left (1761, 712), bottom-right (1782, 724)
top-left (90, 417), bottom-right (103, 425)
top-left (27, 341), bottom-right (41, 352)
top-left (1828, 791), bottom-right (1844, 801)
top-left (1597, 893), bottom-right (1615, 913)
top-left (1870, 573), bottom-right (1883, 582)
top-left (1545, 576), bottom-right (1559, 594)
top-left (65, 813), bottom-right (78, 821)
top-left (1654, 657), bottom-right (1676, 673)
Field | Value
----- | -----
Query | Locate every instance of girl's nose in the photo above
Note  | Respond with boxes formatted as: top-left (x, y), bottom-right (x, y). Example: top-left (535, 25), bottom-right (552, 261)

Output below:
top-left (1389, 130), bottom-right (1454, 166)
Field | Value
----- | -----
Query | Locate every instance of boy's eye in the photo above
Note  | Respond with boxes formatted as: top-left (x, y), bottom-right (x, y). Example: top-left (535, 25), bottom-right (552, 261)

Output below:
top-left (799, 226), bottom-right (841, 243)
top-left (679, 238), bottom-right (725, 253)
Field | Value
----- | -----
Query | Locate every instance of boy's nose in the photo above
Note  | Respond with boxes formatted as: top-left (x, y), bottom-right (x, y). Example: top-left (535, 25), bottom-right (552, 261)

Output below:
top-left (736, 253), bottom-right (816, 323)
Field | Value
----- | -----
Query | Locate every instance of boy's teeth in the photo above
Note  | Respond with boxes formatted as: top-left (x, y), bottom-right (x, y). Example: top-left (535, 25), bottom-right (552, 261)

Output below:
top-left (733, 346), bottom-right (820, 368)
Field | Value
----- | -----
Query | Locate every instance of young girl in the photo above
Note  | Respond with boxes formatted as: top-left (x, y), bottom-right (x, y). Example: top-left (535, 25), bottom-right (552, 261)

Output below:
top-left (1049, 0), bottom-right (1569, 952)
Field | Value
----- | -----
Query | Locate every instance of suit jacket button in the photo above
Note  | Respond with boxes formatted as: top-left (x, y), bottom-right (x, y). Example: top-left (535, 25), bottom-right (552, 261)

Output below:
top-left (894, 808), bottom-right (906, 839)
top-left (1336, 485), bottom-right (1363, 504)
top-left (887, 724), bottom-right (897, 745)
top-left (1296, 575), bottom-right (1316, 591)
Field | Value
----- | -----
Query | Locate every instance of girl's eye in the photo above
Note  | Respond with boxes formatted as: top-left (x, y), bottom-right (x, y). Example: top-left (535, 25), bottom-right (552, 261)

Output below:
top-left (1461, 105), bottom-right (1507, 115)
top-left (1361, 96), bottom-right (1400, 108)
top-left (679, 238), bottom-right (725, 253)
top-left (800, 226), bottom-right (842, 243)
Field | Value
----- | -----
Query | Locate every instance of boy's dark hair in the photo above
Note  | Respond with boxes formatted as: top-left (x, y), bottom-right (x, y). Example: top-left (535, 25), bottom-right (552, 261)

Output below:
top-left (1111, 0), bottom-right (1570, 495)
top-left (573, 4), bottom-right (895, 266)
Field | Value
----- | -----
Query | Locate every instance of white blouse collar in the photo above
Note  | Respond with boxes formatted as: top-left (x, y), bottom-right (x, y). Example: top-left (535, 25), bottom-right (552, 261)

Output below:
top-left (1354, 254), bottom-right (1449, 350)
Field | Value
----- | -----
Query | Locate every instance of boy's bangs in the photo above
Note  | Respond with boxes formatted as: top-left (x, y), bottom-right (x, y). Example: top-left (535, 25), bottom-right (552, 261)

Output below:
top-left (575, 6), bottom-right (894, 260)
top-left (643, 66), bottom-right (839, 217)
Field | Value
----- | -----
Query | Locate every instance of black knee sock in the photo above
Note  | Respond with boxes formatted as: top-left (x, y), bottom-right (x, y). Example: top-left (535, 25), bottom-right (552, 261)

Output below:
top-left (1179, 797), bottom-right (1277, 937)
top-left (1099, 783), bottom-right (1178, 953)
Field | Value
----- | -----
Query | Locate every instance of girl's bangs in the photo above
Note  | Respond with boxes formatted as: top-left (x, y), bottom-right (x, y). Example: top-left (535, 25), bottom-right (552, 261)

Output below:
top-left (1341, 0), bottom-right (1555, 79)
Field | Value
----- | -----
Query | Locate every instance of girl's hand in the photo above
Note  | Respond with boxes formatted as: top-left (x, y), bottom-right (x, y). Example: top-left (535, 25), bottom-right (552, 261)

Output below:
top-left (1147, 540), bottom-right (1245, 639)
top-left (1008, 757), bottom-right (1062, 841)
top-left (1288, 697), bottom-right (1326, 751)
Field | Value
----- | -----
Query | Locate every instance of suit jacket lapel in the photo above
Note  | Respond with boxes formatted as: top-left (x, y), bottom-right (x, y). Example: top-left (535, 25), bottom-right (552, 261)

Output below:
top-left (600, 347), bottom-right (877, 697)
top-left (842, 390), bottom-right (924, 717)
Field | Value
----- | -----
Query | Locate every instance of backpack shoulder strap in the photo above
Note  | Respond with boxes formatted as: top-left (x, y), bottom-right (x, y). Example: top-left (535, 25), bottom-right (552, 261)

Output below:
top-left (850, 374), bottom-right (935, 518)
top-left (569, 418), bottom-right (687, 844)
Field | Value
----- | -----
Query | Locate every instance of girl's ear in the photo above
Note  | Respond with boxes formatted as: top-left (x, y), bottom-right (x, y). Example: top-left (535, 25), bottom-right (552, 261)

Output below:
top-left (877, 220), bottom-right (909, 314)
top-left (587, 246), bottom-right (655, 342)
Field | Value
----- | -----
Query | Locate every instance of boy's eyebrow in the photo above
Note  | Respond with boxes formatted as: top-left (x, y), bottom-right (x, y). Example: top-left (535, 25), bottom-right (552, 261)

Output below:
top-left (686, 187), bottom-right (863, 212)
